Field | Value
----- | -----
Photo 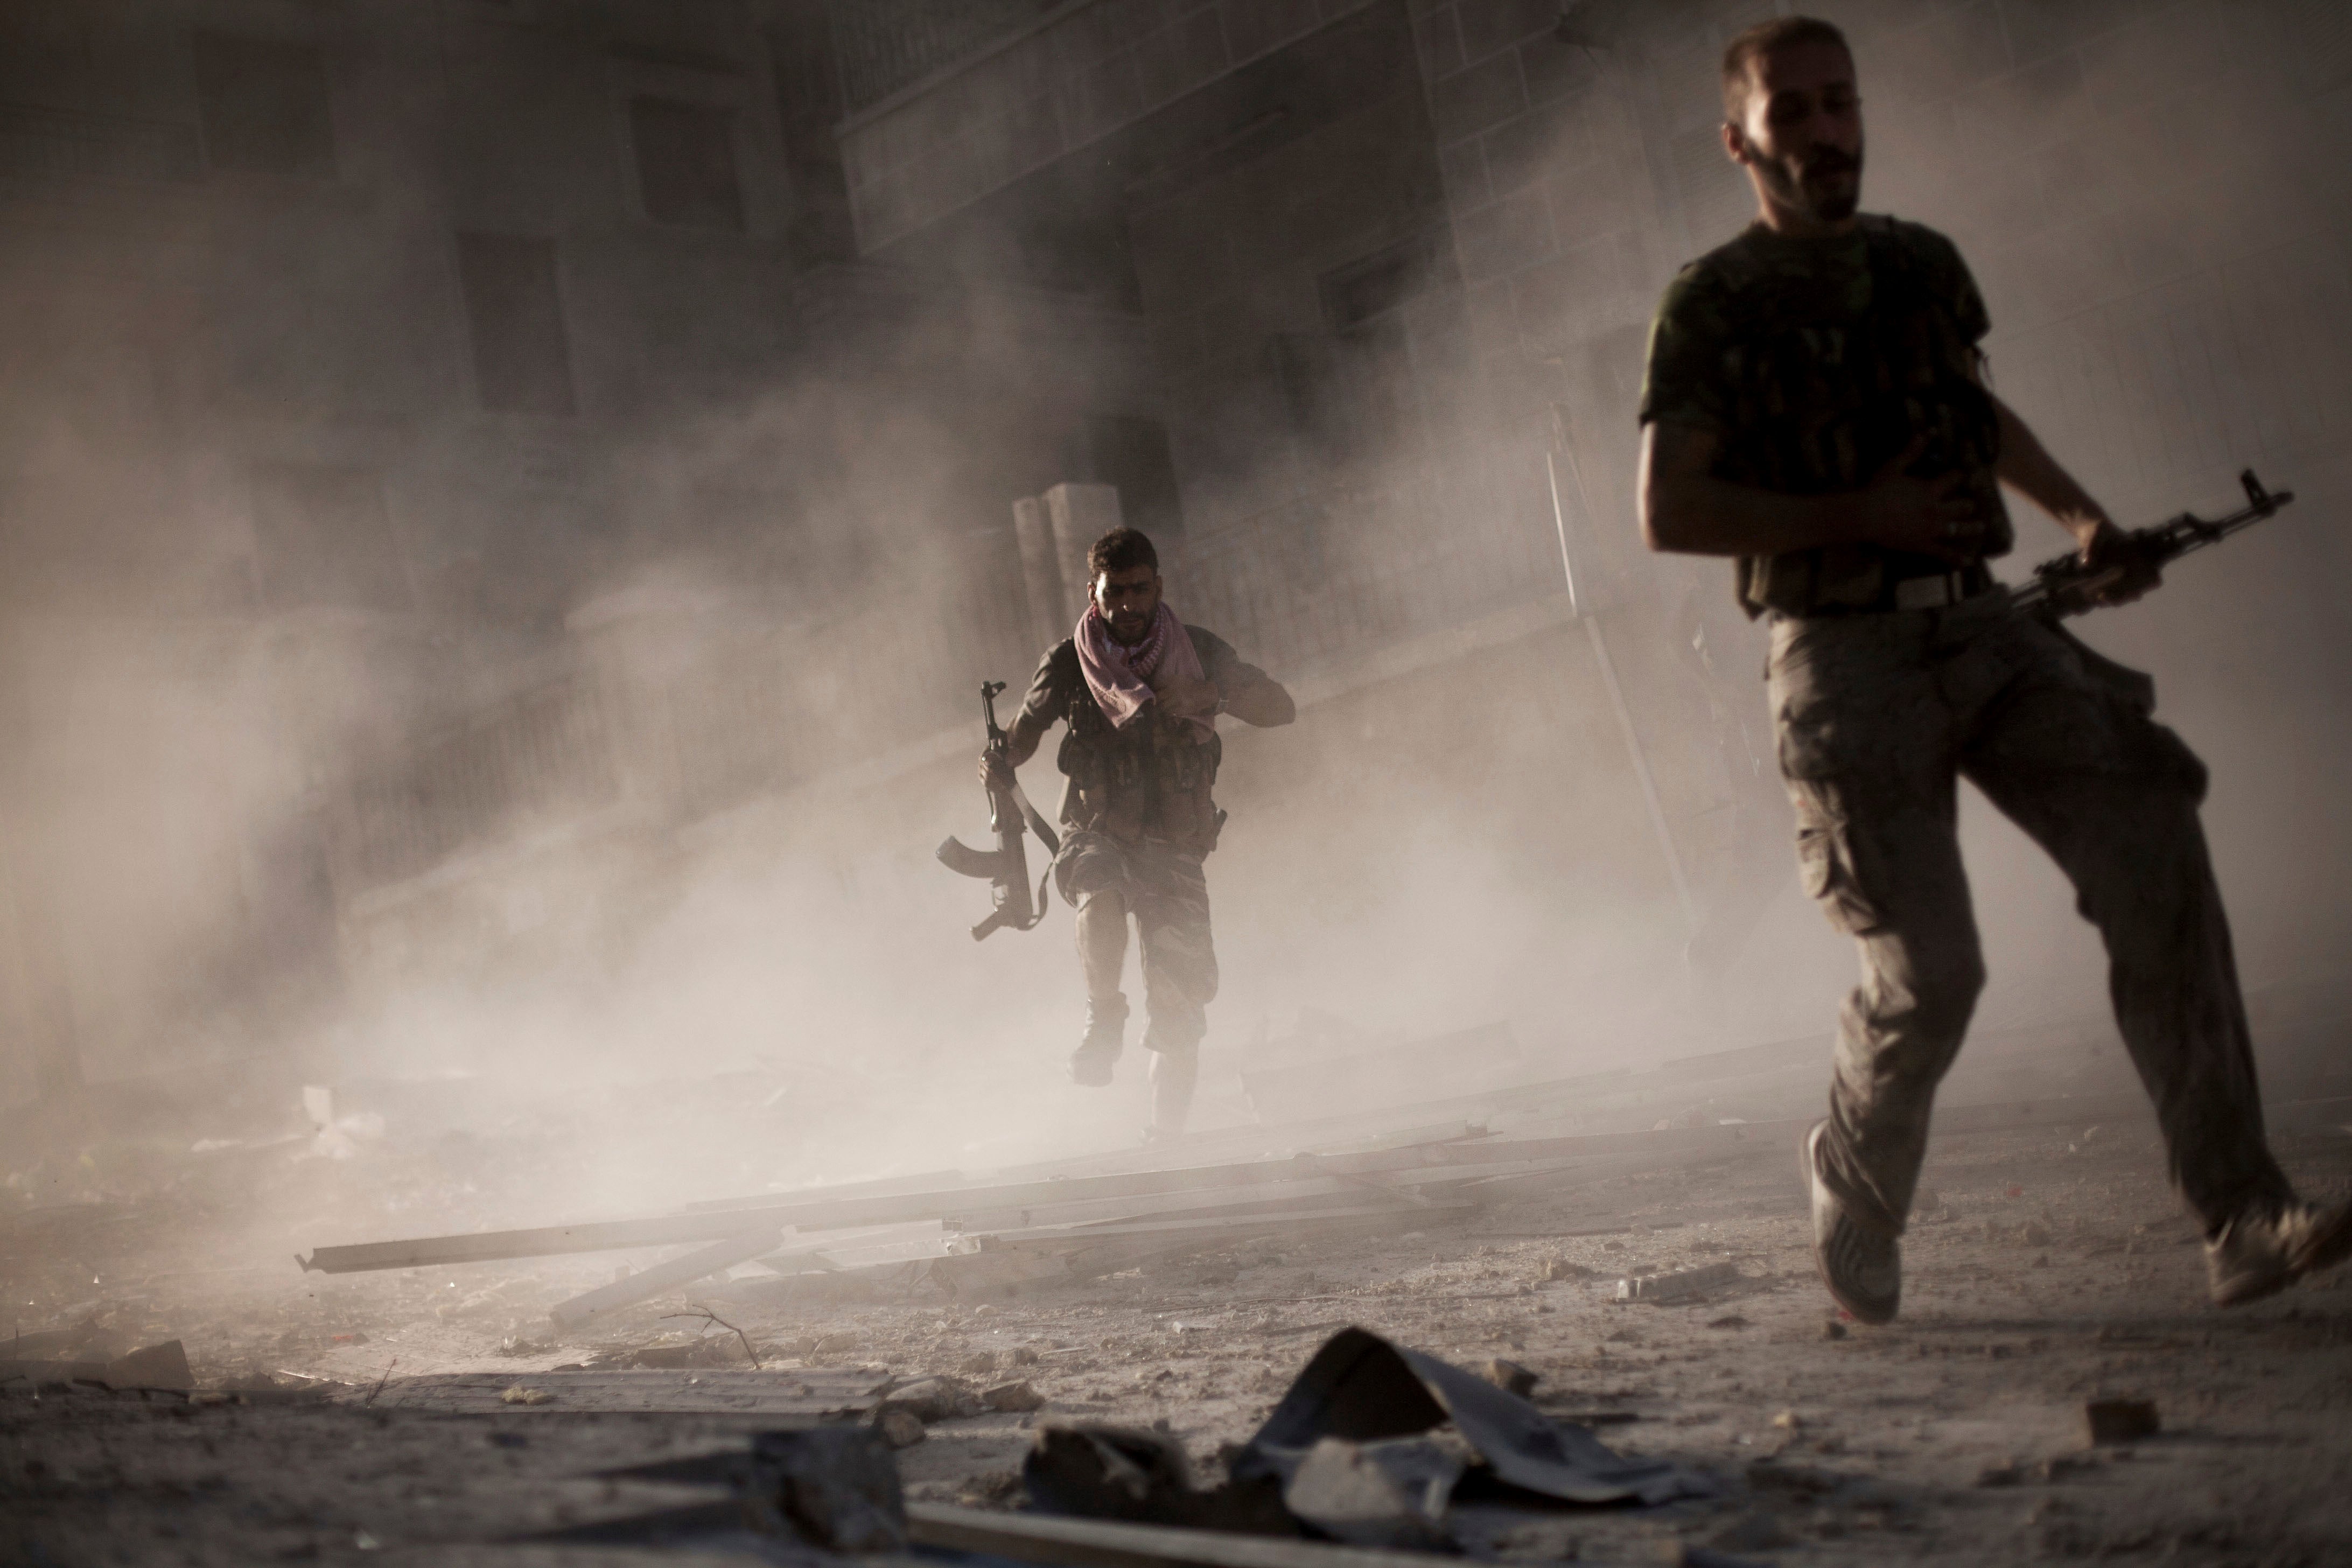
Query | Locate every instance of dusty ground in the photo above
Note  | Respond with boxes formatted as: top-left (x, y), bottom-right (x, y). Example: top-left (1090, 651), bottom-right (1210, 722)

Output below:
top-left (6, 1116), bottom-right (2352, 1566)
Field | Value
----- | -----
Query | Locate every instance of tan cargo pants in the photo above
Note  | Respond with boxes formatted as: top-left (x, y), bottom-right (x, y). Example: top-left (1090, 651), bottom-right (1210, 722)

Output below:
top-left (1053, 830), bottom-right (1219, 1058)
top-left (1769, 597), bottom-right (2293, 1240)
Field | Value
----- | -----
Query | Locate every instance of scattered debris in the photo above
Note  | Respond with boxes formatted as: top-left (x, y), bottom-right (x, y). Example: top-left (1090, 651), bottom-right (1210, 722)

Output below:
top-left (1745, 1459), bottom-right (1840, 1497)
top-left (876, 1407), bottom-right (927, 1448)
top-left (888, 1375), bottom-right (983, 1421)
top-left (2084, 1398), bottom-right (2160, 1445)
top-left (354, 1368), bottom-right (887, 1415)
top-left (659, 1305), bottom-right (762, 1368)
top-left (0, 1339), bottom-right (192, 1393)
top-left (983, 1378), bottom-right (1045, 1412)
top-left (1280, 1435), bottom-right (1462, 1550)
top-left (1237, 1327), bottom-right (1710, 1508)
top-left (1480, 1357), bottom-right (1538, 1397)
top-left (1025, 1422), bottom-right (1250, 1529)
top-left (743, 1427), bottom-right (908, 1553)
top-left (1616, 1262), bottom-right (1741, 1303)
top-left (1709, 1512), bottom-right (1798, 1552)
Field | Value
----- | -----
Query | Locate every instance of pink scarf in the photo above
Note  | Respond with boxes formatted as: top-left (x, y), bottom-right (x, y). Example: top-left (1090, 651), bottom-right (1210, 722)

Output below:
top-left (1075, 600), bottom-right (1213, 739)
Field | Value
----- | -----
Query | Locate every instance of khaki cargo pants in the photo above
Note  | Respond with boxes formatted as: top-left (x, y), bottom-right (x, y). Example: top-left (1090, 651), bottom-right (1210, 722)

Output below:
top-left (1053, 830), bottom-right (1219, 1058)
top-left (1769, 598), bottom-right (2292, 1240)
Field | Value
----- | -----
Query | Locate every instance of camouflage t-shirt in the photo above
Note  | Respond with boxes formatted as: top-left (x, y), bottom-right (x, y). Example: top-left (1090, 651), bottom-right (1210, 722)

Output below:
top-left (1639, 215), bottom-right (2008, 617)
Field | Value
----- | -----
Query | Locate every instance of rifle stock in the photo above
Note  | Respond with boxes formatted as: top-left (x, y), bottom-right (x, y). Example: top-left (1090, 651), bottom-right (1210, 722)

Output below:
top-left (936, 680), bottom-right (1052, 941)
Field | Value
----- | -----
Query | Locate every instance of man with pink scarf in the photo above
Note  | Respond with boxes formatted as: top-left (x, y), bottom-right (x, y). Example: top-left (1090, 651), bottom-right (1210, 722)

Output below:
top-left (981, 527), bottom-right (1295, 1140)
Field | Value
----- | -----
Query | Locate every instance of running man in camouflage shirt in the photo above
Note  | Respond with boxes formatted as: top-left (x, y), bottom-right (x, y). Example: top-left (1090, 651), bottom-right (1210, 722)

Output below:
top-left (982, 527), bottom-right (1294, 1142)
top-left (1637, 16), bottom-right (2352, 1321)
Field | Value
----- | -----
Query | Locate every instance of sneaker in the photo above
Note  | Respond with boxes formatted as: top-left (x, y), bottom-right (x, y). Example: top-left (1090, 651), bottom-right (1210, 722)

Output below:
top-left (2207, 1199), bottom-right (2352, 1307)
top-left (1802, 1121), bottom-right (1901, 1325)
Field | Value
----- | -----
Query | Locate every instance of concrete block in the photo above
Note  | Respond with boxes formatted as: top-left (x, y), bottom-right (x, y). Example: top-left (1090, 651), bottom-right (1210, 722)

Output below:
top-left (983, 1378), bottom-right (1046, 1412)
top-left (1480, 1357), bottom-right (1538, 1396)
top-left (1014, 498), bottom-right (1069, 649)
top-left (744, 1427), bottom-right (907, 1552)
top-left (1047, 484), bottom-right (1124, 621)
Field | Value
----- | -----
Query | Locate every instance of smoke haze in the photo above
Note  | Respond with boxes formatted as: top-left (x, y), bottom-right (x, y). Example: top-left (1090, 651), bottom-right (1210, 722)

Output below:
top-left (3, 0), bottom-right (2349, 1241)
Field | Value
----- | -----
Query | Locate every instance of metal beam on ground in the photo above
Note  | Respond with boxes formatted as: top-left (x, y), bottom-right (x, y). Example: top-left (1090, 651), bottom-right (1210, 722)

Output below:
top-left (300, 1087), bottom-right (2306, 1277)
top-left (545, 1226), bottom-right (790, 1332)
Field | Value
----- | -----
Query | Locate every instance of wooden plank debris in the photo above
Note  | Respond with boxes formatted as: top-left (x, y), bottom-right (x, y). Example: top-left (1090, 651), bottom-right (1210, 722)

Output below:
top-left (548, 1227), bottom-right (788, 1332)
top-left (906, 1501), bottom-right (1493, 1568)
top-left (342, 1367), bottom-right (888, 1416)
top-left (297, 1138), bottom-right (1517, 1274)
top-left (302, 1087), bottom-right (2346, 1282)
top-left (0, 1340), bottom-right (194, 1392)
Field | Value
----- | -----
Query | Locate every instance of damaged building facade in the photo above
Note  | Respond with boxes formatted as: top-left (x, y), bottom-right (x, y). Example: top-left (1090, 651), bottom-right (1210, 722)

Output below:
top-left (3, 0), bottom-right (2350, 1102)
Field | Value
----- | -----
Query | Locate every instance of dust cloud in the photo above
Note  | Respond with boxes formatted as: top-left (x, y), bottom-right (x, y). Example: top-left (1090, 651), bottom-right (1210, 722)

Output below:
top-left (3, 0), bottom-right (2348, 1259)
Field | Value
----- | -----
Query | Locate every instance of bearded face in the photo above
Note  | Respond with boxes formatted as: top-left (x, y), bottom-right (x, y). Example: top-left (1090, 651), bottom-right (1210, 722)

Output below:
top-left (1751, 137), bottom-right (1864, 225)
top-left (1729, 40), bottom-right (1866, 230)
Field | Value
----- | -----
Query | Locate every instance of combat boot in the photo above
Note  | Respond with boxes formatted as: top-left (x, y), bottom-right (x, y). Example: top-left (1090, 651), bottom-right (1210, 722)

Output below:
top-left (2206, 1198), bottom-right (2352, 1307)
top-left (1802, 1121), bottom-right (1901, 1325)
top-left (1069, 993), bottom-right (1126, 1087)
top-left (1142, 1048), bottom-right (1198, 1144)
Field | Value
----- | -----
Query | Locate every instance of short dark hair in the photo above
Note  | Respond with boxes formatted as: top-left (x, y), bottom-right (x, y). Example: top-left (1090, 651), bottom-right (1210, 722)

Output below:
top-left (1721, 16), bottom-right (1850, 121)
top-left (1087, 527), bottom-right (1158, 579)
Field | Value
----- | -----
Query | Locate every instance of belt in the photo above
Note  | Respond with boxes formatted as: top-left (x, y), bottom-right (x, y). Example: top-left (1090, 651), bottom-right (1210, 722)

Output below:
top-left (1799, 561), bottom-right (1996, 617)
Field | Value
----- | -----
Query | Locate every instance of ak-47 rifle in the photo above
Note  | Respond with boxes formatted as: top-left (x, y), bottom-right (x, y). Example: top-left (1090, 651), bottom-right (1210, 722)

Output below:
top-left (2009, 468), bottom-right (2296, 619)
top-left (936, 680), bottom-right (1060, 942)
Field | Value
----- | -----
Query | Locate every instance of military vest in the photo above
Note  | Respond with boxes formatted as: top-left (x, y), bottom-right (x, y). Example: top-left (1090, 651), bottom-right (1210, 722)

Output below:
top-left (1056, 638), bottom-right (1224, 853)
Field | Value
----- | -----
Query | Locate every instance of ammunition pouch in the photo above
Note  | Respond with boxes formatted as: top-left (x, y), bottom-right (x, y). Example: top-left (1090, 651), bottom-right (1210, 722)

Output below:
top-left (1059, 691), bottom-right (1224, 852)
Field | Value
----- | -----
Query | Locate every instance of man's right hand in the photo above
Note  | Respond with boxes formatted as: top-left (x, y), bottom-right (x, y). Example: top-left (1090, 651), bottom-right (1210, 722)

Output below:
top-left (978, 749), bottom-right (1013, 792)
top-left (1853, 436), bottom-right (1983, 564)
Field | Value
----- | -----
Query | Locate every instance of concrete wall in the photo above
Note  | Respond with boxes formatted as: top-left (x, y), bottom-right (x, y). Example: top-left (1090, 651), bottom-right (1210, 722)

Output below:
top-left (12, 0), bottom-right (2351, 1100)
top-left (0, 0), bottom-right (1159, 1094)
top-left (837, 0), bottom-right (1386, 251)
